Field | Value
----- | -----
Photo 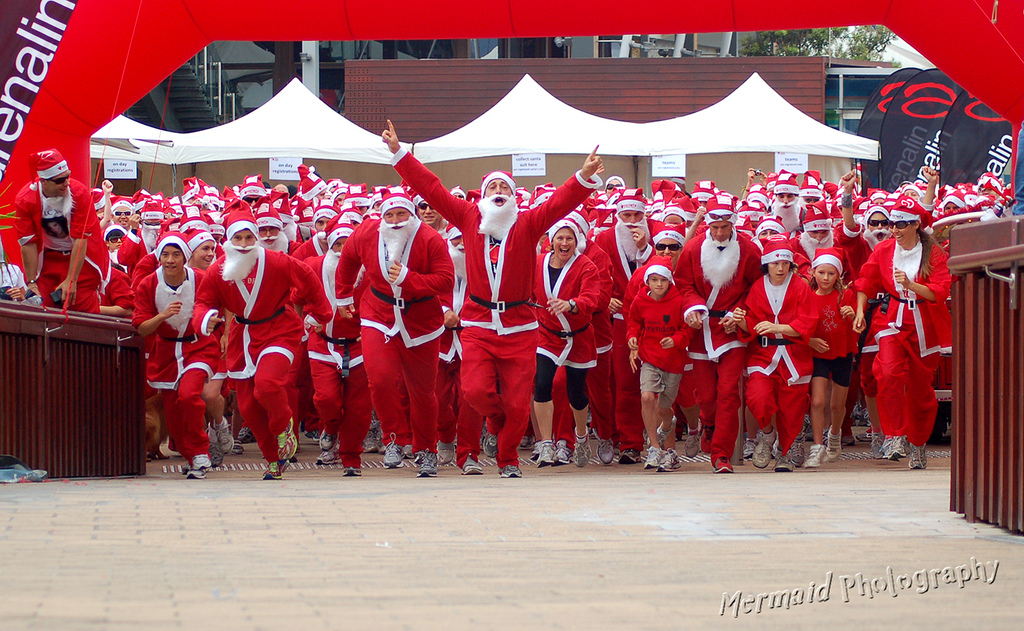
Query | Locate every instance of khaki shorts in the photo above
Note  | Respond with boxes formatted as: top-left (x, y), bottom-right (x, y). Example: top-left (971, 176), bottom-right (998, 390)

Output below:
top-left (640, 362), bottom-right (682, 408)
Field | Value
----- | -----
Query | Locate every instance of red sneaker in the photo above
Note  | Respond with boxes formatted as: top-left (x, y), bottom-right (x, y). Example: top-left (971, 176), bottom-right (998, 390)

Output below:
top-left (713, 457), bottom-right (733, 474)
top-left (700, 422), bottom-right (716, 454)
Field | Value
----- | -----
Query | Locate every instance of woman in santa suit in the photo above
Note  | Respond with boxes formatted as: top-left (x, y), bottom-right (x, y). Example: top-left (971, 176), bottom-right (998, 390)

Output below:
top-left (305, 218), bottom-right (372, 476)
top-left (532, 220), bottom-right (603, 468)
top-left (192, 207), bottom-right (334, 480)
top-left (335, 188), bottom-right (455, 478)
top-left (733, 235), bottom-right (819, 472)
top-left (853, 197), bottom-right (951, 469)
top-left (134, 233), bottom-right (221, 479)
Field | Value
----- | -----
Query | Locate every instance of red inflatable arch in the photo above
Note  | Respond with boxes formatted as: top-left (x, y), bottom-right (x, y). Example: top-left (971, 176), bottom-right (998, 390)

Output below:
top-left (2, 0), bottom-right (1022, 259)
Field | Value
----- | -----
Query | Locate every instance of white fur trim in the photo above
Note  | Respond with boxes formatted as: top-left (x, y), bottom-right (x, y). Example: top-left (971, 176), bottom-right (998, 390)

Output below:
top-left (38, 161), bottom-right (70, 180)
top-left (811, 253), bottom-right (843, 275)
top-left (644, 264), bottom-right (674, 284)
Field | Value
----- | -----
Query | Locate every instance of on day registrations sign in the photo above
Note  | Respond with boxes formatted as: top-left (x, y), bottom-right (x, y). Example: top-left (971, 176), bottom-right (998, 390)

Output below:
top-left (269, 157), bottom-right (303, 181)
top-left (103, 160), bottom-right (137, 180)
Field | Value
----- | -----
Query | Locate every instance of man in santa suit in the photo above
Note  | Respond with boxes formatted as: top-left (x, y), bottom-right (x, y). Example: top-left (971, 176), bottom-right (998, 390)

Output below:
top-left (292, 202), bottom-right (338, 261)
top-left (15, 149), bottom-right (110, 313)
top-left (593, 189), bottom-right (665, 463)
top-left (790, 201), bottom-right (843, 279)
top-left (335, 188), bottom-right (455, 477)
top-left (193, 208), bottom-right (333, 480)
top-left (674, 195), bottom-right (763, 473)
top-left (254, 191), bottom-right (299, 255)
top-left (306, 218), bottom-right (371, 476)
top-left (382, 120), bottom-right (604, 478)
top-left (770, 170), bottom-right (805, 234)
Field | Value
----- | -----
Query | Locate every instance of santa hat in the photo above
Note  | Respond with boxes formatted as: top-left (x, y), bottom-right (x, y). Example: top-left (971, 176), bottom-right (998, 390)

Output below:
top-left (312, 201), bottom-right (338, 225)
top-left (380, 188), bottom-right (415, 215)
top-left (774, 170), bottom-right (800, 196)
top-left (224, 209), bottom-right (259, 240)
top-left (324, 217), bottom-right (354, 249)
top-left (140, 199), bottom-right (166, 223)
top-left (179, 205), bottom-right (209, 232)
top-left (746, 185), bottom-right (770, 209)
top-left (737, 200), bottom-right (765, 222)
top-left (565, 210), bottom-right (591, 239)
top-left (653, 230), bottom-right (685, 246)
top-left (704, 194), bottom-right (737, 224)
top-left (31, 149), bottom-right (70, 180)
top-left (91, 188), bottom-right (105, 211)
top-left (109, 196), bottom-right (133, 215)
top-left (295, 164), bottom-right (327, 201)
top-left (183, 228), bottom-right (215, 254)
top-left (238, 175), bottom-right (267, 200)
top-left (756, 216), bottom-right (786, 238)
top-left (939, 190), bottom-right (967, 210)
top-left (802, 201), bottom-right (832, 232)
top-left (104, 224), bottom-right (127, 240)
top-left (156, 231), bottom-right (192, 260)
top-left (760, 235), bottom-right (795, 265)
top-left (346, 183), bottom-right (370, 207)
top-left (661, 204), bottom-right (687, 224)
top-left (977, 172), bottom-right (1005, 196)
top-left (254, 198), bottom-right (283, 230)
top-left (208, 223), bottom-right (226, 238)
top-left (531, 183), bottom-right (557, 209)
top-left (605, 175), bottom-right (626, 190)
top-left (811, 247), bottom-right (844, 276)
top-left (615, 189), bottom-right (647, 214)
top-left (800, 171), bottom-right (824, 199)
top-left (450, 186), bottom-right (467, 199)
top-left (690, 180), bottom-right (716, 202)
top-left (131, 189), bottom-right (152, 212)
top-left (447, 226), bottom-right (463, 240)
top-left (181, 177), bottom-right (207, 204)
top-left (481, 171), bottom-right (516, 196)
top-left (674, 197), bottom-right (698, 223)
top-left (889, 195), bottom-right (932, 228)
top-left (643, 264), bottom-right (675, 285)
top-left (546, 218), bottom-right (583, 245)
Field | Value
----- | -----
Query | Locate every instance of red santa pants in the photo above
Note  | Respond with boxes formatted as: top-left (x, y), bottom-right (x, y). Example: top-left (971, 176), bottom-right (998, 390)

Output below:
top-left (860, 351), bottom-right (879, 397)
top-left (692, 347), bottom-right (745, 463)
top-left (436, 359), bottom-right (459, 445)
top-left (587, 349), bottom-right (617, 444)
top-left (460, 326), bottom-right (538, 468)
top-left (37, 251), bottom-right (101, 313)
top-left (360, 328), bottom-right (440, 454)
top-left (873, 334), bottom-right (940, 446)
top-left (745, 371), bottom-right (810, 457)
top-left (436, 357), bottom-right (485, 467)
top-left (611, 318), bottom-right (644, 450)
top-left (288, 340), bottom-right (321, 434)
top-left (160, 368), bottom-right (209, 463)
top-left (310, 360), bottom-right (372, 468)
top-left (234, 353), bottom-right (294, 463)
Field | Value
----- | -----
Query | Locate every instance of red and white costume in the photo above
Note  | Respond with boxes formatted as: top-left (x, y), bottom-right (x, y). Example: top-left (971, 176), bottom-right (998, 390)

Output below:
top-left (534, 249), bottom-right (602, 370)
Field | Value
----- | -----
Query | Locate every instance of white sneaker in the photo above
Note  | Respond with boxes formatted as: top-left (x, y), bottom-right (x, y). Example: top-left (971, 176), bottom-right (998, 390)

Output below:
top-left (644, 447), bottom-right (662, 470)
top-left (909, 443), bottom-right (927, 469)
top-left (536, 441), bottom-right (556, 467)
top-left (871, 432), bottom-right (885, 459)
top-left (188, 454), bottom-right (212, 479)
top-left (683, 432), bottom-right (700, 458)
top-left (554, 440), bottom-right (572, 466)
top-left (804, 444), bottom-right (826, 468)
top-left (790, 439), bottom-right (806, 468)
top-left (742, 437), bottom-right (756, 460)
top-left (573, 434), bottom-right (591, 468)
top-left (214, 420), bottom-right (233, 454)
top-left (752, 430), bottom-right (775, 469)
top-left (826, 431), bottom-right (842, 462)
top-left (597, 438), bottom-right (615, 465)
top-left (658, 448), bottom-right (682, 472)
top-left (462, 457), bottom-right (484, 475)
top-left (437, 441), bottom-right (456, 465)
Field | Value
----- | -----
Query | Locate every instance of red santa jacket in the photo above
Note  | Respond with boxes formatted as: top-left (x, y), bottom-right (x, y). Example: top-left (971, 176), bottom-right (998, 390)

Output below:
top-left (306, 251), bottom-right (366, 371)
top-left (14, 177), bottom-right (109, 288)
top-left (533, 251), bottom-right (602, 368)
top-left (834, 222), bottom-right (873, 283)
top-left (853, 238), bottom-right (952, 357)
top-left (438, 272), bottom-right (469, 362)
top-left (335, 217), bottom-right (453, 348)
top-left (739, 273), bottom-right (818, 385)
top-left (593, 217), bottom-right (665, 319)
top-left (626, 283), bottom-right (691, 374)
top-left (291, 236), bottom-right (329, 261)
top-left (674, 230), bottom-right (762, 361)
top-left (393, 147), bottom-right (602, 335)
top-left (623, 255), bottom-right (694, 372)
top-left (133, 266), bottom-right (220, 388)
top-left (579, 239), bottom-right (614, 353)
top-left (809, 288), bottom-right (857, 360)
top-left (102, 267), bottom-right (134, 310)
top-left (192, 248), bottom-right (332, 379)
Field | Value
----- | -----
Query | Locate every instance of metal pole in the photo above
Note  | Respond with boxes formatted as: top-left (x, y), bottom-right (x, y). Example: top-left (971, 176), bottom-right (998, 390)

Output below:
top-left (302, 41), bottom-right (320, 95)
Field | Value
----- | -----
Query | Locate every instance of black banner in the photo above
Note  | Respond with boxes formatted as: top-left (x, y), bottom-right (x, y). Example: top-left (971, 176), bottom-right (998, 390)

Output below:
top-left (939, 92), bottom-right (1013, 187)
top-left (0, 0), bottom-right (78, 184)
top-left (856, 67), bottom-right (921, 190)
top-left (878, 69), bottom-right (962, 191)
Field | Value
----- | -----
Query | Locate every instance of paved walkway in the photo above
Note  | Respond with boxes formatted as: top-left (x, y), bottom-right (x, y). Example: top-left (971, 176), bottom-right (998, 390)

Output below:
top-left (1, 440), bottom-right (1021, 630)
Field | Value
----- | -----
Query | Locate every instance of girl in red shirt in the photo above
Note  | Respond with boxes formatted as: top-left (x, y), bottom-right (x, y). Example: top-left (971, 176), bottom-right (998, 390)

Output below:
top-left (804, 249), bottom-right (857, 468)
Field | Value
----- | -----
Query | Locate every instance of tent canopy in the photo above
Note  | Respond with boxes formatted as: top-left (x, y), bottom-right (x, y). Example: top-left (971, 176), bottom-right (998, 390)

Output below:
top-left (90, 116), bottom-right (184, 163)
top-left (413, 75), bottom-right (649, 163)
top-left (642, 73), bottom-right (879, 160)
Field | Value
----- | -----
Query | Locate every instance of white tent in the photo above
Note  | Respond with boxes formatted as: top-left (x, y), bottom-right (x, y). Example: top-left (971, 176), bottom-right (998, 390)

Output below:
top-left (642, 73), bottom-right (878, 160)
top-left (413, 75), bottom-right (649, 163)
top-left (90, 116), bottom-right (184, 164)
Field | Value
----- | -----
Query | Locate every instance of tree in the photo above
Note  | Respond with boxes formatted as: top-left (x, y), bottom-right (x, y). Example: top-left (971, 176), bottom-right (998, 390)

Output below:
top-left (741, 26), bottom-right (897, 61)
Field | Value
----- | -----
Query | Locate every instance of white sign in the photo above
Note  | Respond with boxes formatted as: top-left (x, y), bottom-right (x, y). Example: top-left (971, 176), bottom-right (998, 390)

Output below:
top-left (103, 160), bottom-right (137, 180)
top-left (652, 154), bottom-right (686, 177)
top-left (512, 153), bottom-right (546, 177)
top-left (774, 152), bottom-right (808, 173)
top-left (269, 157), bottom-right (303, 181)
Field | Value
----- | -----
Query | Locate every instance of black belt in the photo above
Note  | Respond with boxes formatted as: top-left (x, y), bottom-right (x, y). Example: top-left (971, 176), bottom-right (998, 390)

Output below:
top-left (160, 334), bottom-right (196, 343)
top-left (892, 295), bottom-right (918, 309)
top-left (319, 332), bottom-right (358, 377)
top-left (371, 286), bottom-right (431, 310)
top-left (44, 249), bottom-right (72, 255)
top-left (469, 294), bottom-right (538, 313)
top-left (758, 336), bottom-right (793, 347)
top-left (234, 306), bottom-right (285, 325)
top-left (707, 309), bottom-right (729, 318)
top-left (541, 322), bottom-right (591, 339)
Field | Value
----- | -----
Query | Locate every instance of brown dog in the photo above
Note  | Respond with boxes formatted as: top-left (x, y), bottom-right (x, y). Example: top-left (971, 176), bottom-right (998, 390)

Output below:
top-left (144, 394), bottom-right (169, 460)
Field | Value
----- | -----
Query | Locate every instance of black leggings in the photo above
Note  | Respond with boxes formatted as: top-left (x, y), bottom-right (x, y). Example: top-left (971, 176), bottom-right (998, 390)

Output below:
top-left (534, 354), bottom-right (590, 410)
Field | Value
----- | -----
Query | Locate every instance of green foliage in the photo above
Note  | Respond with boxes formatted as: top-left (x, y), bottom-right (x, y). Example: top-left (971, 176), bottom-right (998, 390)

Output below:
top-left (740, 26), bottom-right (897, 61)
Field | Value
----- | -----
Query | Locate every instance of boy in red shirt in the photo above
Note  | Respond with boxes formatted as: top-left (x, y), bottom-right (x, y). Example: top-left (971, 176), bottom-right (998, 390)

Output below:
top-left (627, 264), bottom-right (692, 471)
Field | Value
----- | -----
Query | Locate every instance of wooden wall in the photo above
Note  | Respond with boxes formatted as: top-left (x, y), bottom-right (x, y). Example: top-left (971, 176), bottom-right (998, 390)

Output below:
top-left (345, 57), bottom-right (826, 142)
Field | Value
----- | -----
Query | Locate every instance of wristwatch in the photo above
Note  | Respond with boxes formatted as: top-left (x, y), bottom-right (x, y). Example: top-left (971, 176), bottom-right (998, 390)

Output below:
top-left (568, 299), bottom-right (578, 313)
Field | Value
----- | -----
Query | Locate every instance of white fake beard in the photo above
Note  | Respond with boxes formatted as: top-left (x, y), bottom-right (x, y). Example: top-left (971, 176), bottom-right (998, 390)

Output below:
top-left (700, 231), bottom-right (741, 289)
top-left (141, 224), bottom-right (160, 252)
top-left (221, 243), bottom-right (259, 281)
top-left (259, 232), bottom-right (290, 252)
top-left (478, 195), bottom-right (517, 241)
top-left (862, 228), bottom-right (889, 250)
top-left (449, 242), bottom-right (467, 280)
top-left (799, 230), bottom-right (834, 261)
top-left (282, 218), bottom-right (298, 242)
top-left (771, 198), bottom-right (805, 234)
top-left (380, 216), bottom-right (420, 262)
top-left (322, 250), bottom-right (341, 296)
top-left (615, 221), bottom-right (650, 262)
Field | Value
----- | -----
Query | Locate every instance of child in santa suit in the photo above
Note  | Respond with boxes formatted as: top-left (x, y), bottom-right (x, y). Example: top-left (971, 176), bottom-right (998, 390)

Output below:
top-left (733, 236), bottom-right (819, 472)
top-left (133, 233), bottom-right (221, 478)
top-left (193, 208), bottom-right (333, 480)
top-left (627, 264), bottom-right (692, 472)
top-left (306, 219), bottom-right (372, 476)
top-left (853, 197), bottom-right (951, 469)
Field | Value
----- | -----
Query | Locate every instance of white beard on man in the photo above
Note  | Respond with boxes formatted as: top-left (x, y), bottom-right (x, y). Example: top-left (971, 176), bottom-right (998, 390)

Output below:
top-left (862, 225), bottom-right (890, 250)
top-left (380, 215), bottom-right (422, 263)
top-left (771, 197), bottom-right (805, 234)
top-left (798, 230), bottom-right (834, 262)
top-left (614, 218), bottom-right (652, 262)
top-left (221, 241), bottom-right (260, 282)
top-left (140, 223), bottom-right (160, 252)
top-left (477, 194), bottom-right (518, 241)
top-left (259, 231), bottom-right (291, 253)
top-left (449, 241), bottom-right (467, 280)
top-left (700, 229), bottom-right (741, 289)
top-left (322, 249), bottom-right (341, 295)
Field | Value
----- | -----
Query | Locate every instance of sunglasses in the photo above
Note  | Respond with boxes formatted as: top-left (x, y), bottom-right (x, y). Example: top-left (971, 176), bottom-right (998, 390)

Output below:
top-left (417, 203), bottom-right (429, 210)
top-left (106, 235), bottom-right (124, 242)
top-left (655, 243), bottom-right (682, 251)
top-left (866, 219), bottom-right (889, 228)
top-left (113, 210), bottom-right (133, 217)
top-left (891, 220), bottom-right (917, 230)
top-left (49, 176), bottom-right (70, 185)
